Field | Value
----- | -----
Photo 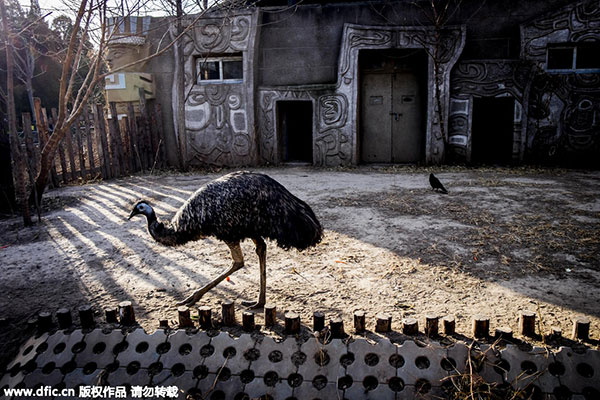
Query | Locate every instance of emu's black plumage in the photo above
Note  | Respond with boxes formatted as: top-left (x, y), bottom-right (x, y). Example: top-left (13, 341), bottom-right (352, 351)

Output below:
top-left (129, 171), bottom-right (323, 307)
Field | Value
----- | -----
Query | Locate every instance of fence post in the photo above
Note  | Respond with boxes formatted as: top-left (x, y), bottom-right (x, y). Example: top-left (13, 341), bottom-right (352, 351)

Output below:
top-left (138, 89), bottom-right (155, 170)
top-left (50, 109), bottom-right (69, 184)
top-left (64, 128), bottom-right (77, 182)
top-left (127, 102), bottom-right (143, 171)
top-left (107, 103), bottom-right (123, 177)
top-left (93, 104), bottom-right (112, 179)
top-left (22, 113), bottom-right (41, 220)
top-left (82, 109), bottom-right (96, 178)
top-left (75, 126), bottom-right (86, 180)
top-left (33, 98), bottom-right (58, 188)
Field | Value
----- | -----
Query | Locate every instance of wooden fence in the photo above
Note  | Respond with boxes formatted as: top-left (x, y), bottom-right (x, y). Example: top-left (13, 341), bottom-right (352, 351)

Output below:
top-left (14, 97), bottom-right (166, 191)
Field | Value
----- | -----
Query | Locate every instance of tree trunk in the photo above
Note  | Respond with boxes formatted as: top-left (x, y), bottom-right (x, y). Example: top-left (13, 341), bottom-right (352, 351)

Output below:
top-left (176, 0), bottom-right (188, 171)
top-left (2, 0), bottom-right (32, 226)
top-left (33, 126), bottom-right (65, 204)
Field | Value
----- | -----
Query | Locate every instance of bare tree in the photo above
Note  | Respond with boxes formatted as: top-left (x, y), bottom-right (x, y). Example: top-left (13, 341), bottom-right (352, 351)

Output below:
top-left (31, 0), bottom-right (246, 206)
top-left (414, 0), bottom-right (463, 144)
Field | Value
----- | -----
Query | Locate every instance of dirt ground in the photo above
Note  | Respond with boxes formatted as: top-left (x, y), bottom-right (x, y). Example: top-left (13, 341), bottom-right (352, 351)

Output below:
top-left (1, 166), bottom-right (599, 369)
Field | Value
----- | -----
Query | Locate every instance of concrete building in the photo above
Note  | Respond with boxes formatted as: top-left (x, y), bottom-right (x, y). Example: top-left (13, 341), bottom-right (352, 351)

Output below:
top-left (107, 0), bottom-right (600, 167)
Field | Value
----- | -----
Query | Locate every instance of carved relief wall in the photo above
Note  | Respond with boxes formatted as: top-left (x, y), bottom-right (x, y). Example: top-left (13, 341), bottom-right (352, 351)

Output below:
top-left (336, 24), bottom-right (465, 165)
top-left (449, 61), bottom-right (532, 162)
top-left (143, 1), bottom-right (597, 168)
top-left (520, 0), bottom-right (600, 164)
top-left (258, 86), bottom-right (352, 166)
top-left (259, 24), bottom-right (465, 166)
top-left (174, 11), bottom-right (259, 166)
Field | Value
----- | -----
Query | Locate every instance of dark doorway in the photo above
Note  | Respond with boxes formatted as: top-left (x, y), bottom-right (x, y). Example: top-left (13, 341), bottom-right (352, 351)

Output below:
top-left (359, 49), bottom-right (427, 163)
top-left (471, 97), bottom-right (515, 164)
top-left (277, 101), bottom-right (313, 163)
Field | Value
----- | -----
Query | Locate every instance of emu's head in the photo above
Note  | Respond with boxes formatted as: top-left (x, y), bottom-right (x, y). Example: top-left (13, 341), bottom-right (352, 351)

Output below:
top-left (128, 200), bottom-right (154, 220)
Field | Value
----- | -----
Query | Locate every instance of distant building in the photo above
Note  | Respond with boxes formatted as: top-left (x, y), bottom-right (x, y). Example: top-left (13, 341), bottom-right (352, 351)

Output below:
top-left (107, 0), bottom-right (600, 167)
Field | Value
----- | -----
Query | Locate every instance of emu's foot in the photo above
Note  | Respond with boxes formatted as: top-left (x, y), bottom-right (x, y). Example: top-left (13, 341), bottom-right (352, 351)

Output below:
top-left (241, 300), bottom-right (265, 310)
top-left (177, 291), bottom-right (205, 307)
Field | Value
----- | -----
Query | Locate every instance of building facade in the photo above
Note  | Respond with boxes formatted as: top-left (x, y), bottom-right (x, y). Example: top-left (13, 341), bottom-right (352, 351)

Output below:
top-left (109, 0), bottom-right (600, 167)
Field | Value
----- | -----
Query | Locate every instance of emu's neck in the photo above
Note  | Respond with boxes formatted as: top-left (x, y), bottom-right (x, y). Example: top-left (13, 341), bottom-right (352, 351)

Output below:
top-left (146, 213), bottom-right (187, 246)
top-left (146, 210), bottom-right (158, 226)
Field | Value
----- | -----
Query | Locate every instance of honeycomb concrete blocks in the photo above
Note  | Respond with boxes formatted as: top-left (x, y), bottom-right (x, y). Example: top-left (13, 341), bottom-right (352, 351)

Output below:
top-left (160, 330), bottom-right (210, 371)
top-left (500, 345), bottom-right (559, 391)
top-left (472, 343), bottom-right (504, 386)
top-left (74, 328), bottom-right (124, 369)
top-left (347, 336), bottom-right (397, 384)
top-left (253, 336), bottom-right (298, 380)
top-left (2, 324), bottom-right (600, 399)
top-left (5, 332), bottom-right (49, 373)
top-left (445, 341), bottom-right (468, 375)
top-left (554, 346), bottom-right (600, 397)
top-left (35, 330), bottom-right (86, 373)
top-left (116, 328), bottom-right (166, 368)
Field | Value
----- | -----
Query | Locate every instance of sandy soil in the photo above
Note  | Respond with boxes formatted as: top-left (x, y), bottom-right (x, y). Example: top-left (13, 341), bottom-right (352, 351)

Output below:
top-left (1, 166), bottom-right (599, 368)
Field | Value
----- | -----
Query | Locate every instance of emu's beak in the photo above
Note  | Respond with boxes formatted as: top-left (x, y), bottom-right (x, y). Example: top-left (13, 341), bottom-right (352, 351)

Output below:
top-left (128, 209), bottom-right (137, 220)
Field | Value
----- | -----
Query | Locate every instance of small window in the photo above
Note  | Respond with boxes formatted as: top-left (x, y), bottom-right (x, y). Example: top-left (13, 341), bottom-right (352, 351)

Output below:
top-left (547, 47), bottom-right (574, 70)
top-left (196, 55), bottom-right (243, 83)
top-left (576, 43), bottom-right (600, 69)
top-left (546, 43), bottom-right (600, 73)
top-left (199, 61), bottom-right (220, 80)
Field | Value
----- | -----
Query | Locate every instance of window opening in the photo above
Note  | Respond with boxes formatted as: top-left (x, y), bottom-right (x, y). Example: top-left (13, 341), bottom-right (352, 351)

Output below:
top-left (546, 43), bottom-right (600, 73)
top-left (196, 55), bottom-right (243, 83)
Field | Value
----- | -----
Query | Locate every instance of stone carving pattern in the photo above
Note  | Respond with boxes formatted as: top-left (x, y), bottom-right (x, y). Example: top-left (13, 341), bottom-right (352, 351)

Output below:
top-left (176, 14), bottom-right (255, 166)
top-left (521, 0), bottom-right (600, 162)
top-left (258, 91), bottom-right (280, 163)
top-left (448, 98), bottom-right (469, 160)
top-left (335, 24), bottom-right (465, 165)
top-left (452, 61), bottom-right (531, 99)
top-left (522, 0), bottom-right (600, 61)
top-left (258, 89), bottom-right (350, 166)
top-left (318, 95), bottom-right (348, 132)
top-left (340, 29), bottom-right (392, 81)
top-left (449, 60), bottom-right (532, 161)
top-left (183, 15), bottom-right (251, 56)
top-left (527, 73), bottom-right (600, 161)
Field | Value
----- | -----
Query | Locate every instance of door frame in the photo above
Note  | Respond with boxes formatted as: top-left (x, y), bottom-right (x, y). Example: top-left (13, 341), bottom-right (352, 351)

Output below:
top-left (359, 55), bottom-right (426, 164)
top-left (337, 24), bottom-right (466, 165)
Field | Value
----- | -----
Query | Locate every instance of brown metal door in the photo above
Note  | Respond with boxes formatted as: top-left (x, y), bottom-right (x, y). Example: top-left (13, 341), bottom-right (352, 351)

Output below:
top-left (361, 73), bottom-right (392, 162)
top-left (361, 72), bottom-right (422, 163)
top-left (392, 72), bottom-right (422, 163)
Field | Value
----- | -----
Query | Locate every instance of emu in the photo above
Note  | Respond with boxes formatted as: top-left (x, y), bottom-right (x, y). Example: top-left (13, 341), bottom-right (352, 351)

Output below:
top-left (128, 171), bottom-right (323, 308)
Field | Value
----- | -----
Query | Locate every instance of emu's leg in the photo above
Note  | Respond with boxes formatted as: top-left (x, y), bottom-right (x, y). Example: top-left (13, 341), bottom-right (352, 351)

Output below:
top-left (242, 238), bottom-right (267, 309)
top-left (177, 241), bottom-right (244, 307)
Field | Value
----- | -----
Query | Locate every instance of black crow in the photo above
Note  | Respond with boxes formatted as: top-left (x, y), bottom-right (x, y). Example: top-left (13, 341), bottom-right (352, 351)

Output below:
top-left (429, 173), bottom-right (448, 194)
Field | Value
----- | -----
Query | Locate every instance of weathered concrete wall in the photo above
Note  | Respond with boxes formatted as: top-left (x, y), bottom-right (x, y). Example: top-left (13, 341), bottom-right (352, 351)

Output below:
top-left (449, 60), bottom-right (532, 163)
top-left (259, 24), bottom-right (465, 166)
top-left (521, 0), bottom-right (600, 166)
top-left (257, 0), bottom-right (576, 86)
top-left (146, 0), bottom-right (596, 168)
top-left (147, 10), bottom-right (260, 168)
top-left (447, 0), bottom-right (600, 166)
